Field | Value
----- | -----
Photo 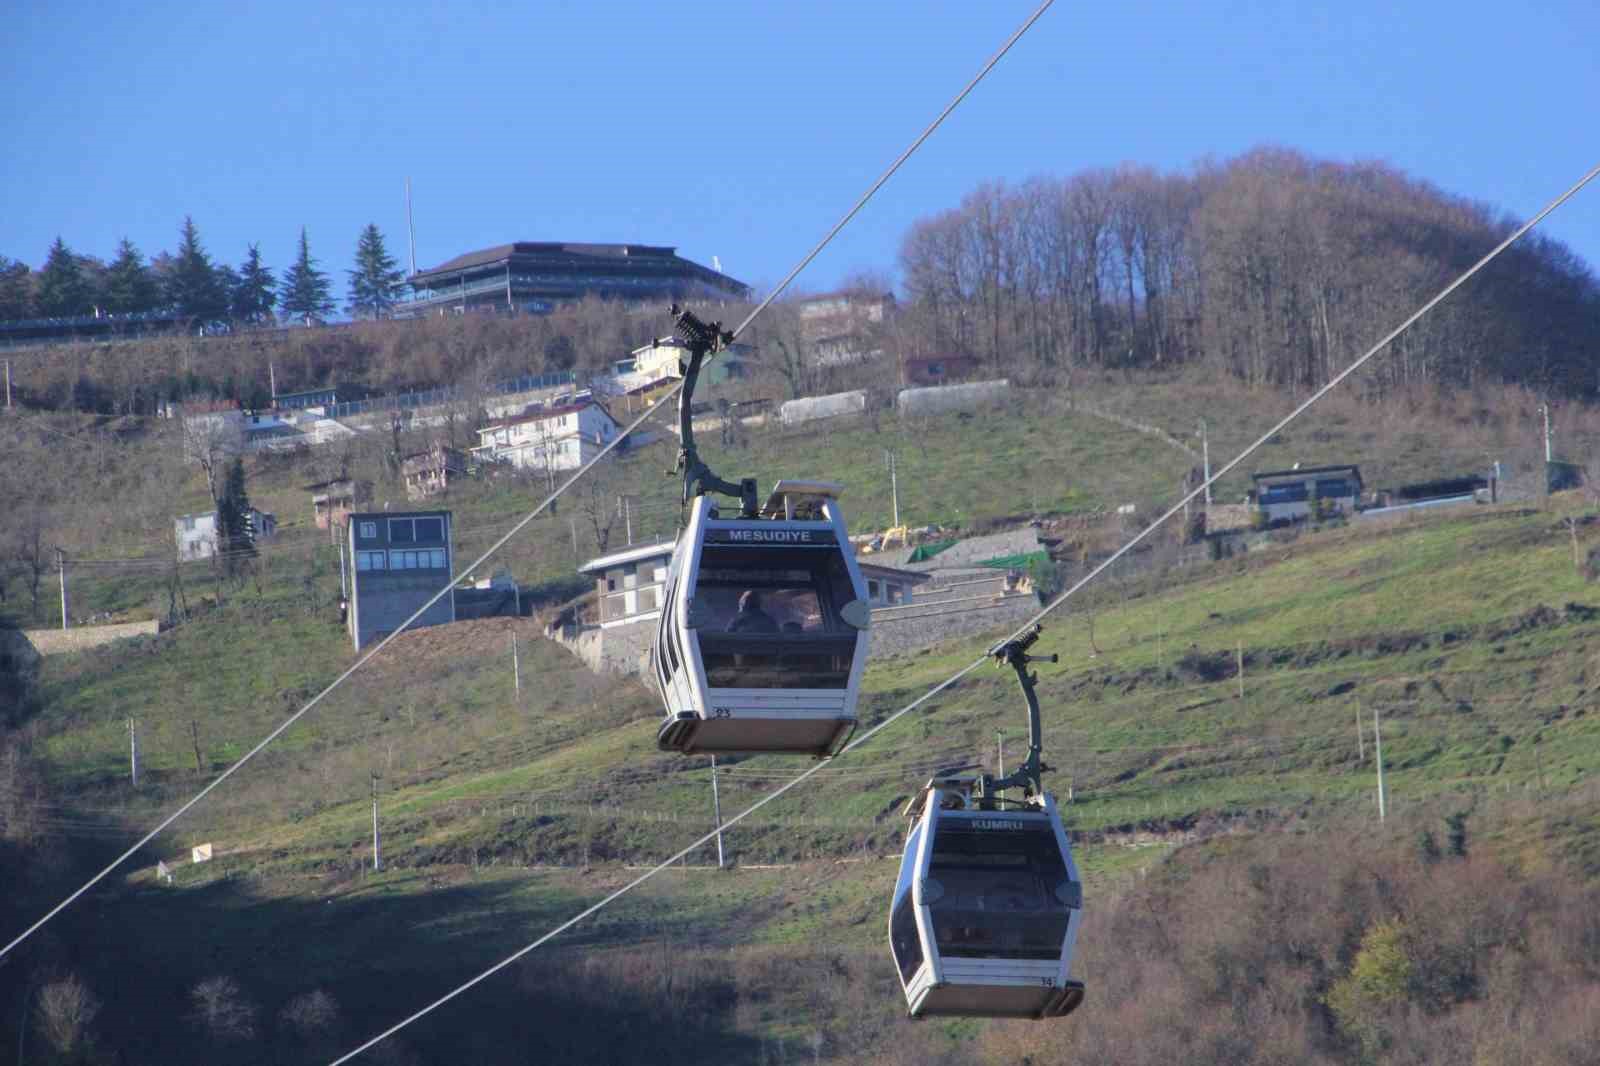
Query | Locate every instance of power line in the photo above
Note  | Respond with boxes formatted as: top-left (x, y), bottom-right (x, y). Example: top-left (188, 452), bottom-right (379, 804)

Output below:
top-left (328, 157), bottom-right (1600, 1064)
top-left (2, 0), bottom-right (1054, 961)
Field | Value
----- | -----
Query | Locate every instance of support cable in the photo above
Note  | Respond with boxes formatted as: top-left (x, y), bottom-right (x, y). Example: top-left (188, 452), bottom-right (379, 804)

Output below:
top-left (0, 0), bottom-right (1059, 971)
top-left (330, 159), bottom-right (1599, 1063)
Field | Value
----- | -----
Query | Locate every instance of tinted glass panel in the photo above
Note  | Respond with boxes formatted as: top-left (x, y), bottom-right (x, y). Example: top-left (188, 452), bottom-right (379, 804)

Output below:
top-left (891, 826), bottom-right (925, 984)
top-left (389, 519), bottom-right (415, 544)
top-left (692, 543), bottom-right (857, 689)
top-left (414, 517), bottom-right (444, 542)
top-left (927, 823), bottom-right (1072, 961)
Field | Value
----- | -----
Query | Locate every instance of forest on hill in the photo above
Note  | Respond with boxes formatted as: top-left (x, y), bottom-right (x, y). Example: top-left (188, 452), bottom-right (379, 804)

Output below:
top-left (5, 147), bottom-right (1599, 418)
top-left (896, 147), bottom-right (1600, 397)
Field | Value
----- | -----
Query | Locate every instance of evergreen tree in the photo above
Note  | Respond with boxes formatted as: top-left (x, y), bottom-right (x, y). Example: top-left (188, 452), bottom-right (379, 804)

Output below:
top-left (232, 243), bottom-right (277, 324)
top-left (166, 217), bottom-right (227, 320)
top-left (0, 256), bottom-right (35, 320)
top-left (102, 238), bottom-right (158, 314)
top-left (279, 227), bottom-right (334, 325)
top-left (345, 223), bottom-right (405, 320)
top-left (216, 457), bottom-right (257, 564)
top-left (36, 237), bottom-right (92, 317)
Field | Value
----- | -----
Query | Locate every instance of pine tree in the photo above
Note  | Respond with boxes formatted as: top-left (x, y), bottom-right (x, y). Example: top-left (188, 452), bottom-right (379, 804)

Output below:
top-left (103, 239), bottom-right (159, 314)
top-left (0, 257), bottom-right (35, 321)
top-left (216, 457), bottom-right (257, 564)
top-left (166, 217), bottom-right (227, 320)
top-left (36, 237), bottom-right (92, 317)
top-left (345, 224), bottom-right (405, 320)
top-left (231, 244), bottom-right (277, 324)
top-left (280, 227), bottom-right (334, 325)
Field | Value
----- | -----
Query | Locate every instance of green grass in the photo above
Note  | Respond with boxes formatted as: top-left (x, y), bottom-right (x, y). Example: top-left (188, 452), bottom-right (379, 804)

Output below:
top-left (17, 374), bottom-right (1600, 1062)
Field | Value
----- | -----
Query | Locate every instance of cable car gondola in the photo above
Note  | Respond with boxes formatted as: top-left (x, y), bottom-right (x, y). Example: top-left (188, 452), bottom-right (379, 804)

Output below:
top-left (653, 307), bottom-right (872, 757)
top-left (889, 626), bottom-right (1085, 1019)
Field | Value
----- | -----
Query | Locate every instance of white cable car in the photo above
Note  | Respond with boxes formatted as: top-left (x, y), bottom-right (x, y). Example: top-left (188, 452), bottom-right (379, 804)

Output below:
top-left (651, 306), bottom-right (872, 757)
top-left (889, 627), bottom-right (1085, 1019)
top-left (654, 480), bottom-right (872, 756)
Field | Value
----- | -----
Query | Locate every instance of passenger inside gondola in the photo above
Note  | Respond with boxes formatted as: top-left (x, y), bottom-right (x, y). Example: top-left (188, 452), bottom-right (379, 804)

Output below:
top-left (726, 589), bottom-right (780, 633)
top-left (694, 548), bottom-right (859, 688)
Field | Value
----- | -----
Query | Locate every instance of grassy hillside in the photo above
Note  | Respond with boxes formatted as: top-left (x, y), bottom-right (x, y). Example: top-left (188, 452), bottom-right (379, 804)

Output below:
top-left (9, 368), bottom-right (1600, 1063)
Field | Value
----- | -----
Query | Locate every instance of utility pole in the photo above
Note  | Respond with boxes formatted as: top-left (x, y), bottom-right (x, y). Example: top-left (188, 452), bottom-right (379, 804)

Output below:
top-left (996, 731), bottom-right (1005, 778)
top-left (570, 518), bottom-right (579, 559)
top-left (371, 771), bottom-right (382, 872)
top-left (511, 631), bottom-right (521, 695)
top-left (710, 756), bottom-right (725, 869)
top-left (1540, 403), bottom-right (1553, 463)
top-left (1373, 707), bottom-right (1386, 821)
top-left (885, 451), bottom-right (901, 527)
top-left (338, 536), bottom-right (348, 598)
top-left (268, 361), bottom-right (277, 402)
top-left (128, 718), bottom-right (139, 786)
top-left (56, 549), bottom-right (68, 630)
top-left (4, 358), bottom-right (11, 409)
top-left (1199, 419), bottom-right (1212, 506)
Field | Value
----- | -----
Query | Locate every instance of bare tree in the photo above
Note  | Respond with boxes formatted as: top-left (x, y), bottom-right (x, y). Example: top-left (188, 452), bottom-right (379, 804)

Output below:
top-left (35, 973), bottom-right (101, 1061)
top-left (181, 411), bottom-right (242, 503)
top-left (189, 974), bottom-right (258, 1041)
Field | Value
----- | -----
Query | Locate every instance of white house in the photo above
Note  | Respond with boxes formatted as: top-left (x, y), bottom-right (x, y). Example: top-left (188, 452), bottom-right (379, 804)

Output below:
top-left (471, 398), bottom-right (622, 473)
top-left (174, 508), bottom-right (277, 560)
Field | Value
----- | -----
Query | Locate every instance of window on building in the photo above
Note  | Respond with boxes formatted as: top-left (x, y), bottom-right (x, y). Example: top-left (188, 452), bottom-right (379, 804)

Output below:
top-left (389, 518), bottom-right (415, 544)
top-left (1315, 478), bottom-right (1351, 498)
top-left (358, 521), bottom-right (377, 540)
top-left (355, 550), bottom-right (386, 571)
top-left (868, 579), bottom-right (881, 600)
top-left (414, 517), bottom-right (444, 542)
top-left (1259, 483), bottom-right (1309, 505)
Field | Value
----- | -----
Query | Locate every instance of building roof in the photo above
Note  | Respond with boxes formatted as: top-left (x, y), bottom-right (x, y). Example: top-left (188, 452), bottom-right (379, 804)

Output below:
top-left (349, 509), bottom-right (452, 522)
top-left (409, 241), bottom-right (748, 295)
top-left (858, 562), bottom-right (933, 583)
top-left (1252, 465), bottom-right (1363, 482)
top-left (477, 397), bottom-right (619, 433)
top-left (578, 541), bottom-right (676, 575)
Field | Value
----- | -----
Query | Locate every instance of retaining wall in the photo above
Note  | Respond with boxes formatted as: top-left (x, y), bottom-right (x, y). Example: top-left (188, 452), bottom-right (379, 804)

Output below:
top-left (895, 379), bottom-right (1009, 417)
top-left (24, 620), bottom-right (159, 656)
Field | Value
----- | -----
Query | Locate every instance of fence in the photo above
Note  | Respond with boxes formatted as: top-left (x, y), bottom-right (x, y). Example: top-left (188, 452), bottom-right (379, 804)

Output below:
top-left (327, 370), bottom-right (576, 420)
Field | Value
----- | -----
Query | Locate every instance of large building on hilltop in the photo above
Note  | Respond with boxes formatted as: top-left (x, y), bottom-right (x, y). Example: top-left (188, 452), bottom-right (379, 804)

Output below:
top-left (396, 242), bottom-right (749, 317)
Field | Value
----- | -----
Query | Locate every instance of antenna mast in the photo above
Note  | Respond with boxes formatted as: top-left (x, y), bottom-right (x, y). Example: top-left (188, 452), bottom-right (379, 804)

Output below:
top-left (405, 177), bottom-right (417, 277)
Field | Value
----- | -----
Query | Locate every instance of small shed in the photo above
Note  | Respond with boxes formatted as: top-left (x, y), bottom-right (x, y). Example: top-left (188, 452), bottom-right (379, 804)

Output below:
top-left (1251, 465), bottom-right (1363, 524)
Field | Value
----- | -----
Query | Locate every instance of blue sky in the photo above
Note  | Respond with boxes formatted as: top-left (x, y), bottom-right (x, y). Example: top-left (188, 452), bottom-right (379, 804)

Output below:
top-left (4, 0), bottom-right (1596, 302)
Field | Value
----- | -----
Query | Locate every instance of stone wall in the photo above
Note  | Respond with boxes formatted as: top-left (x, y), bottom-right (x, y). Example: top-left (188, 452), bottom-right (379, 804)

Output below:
top-left (869, 594), bottom-right (1039, 659)
top-left (24, 620), bottom-right (159, 656)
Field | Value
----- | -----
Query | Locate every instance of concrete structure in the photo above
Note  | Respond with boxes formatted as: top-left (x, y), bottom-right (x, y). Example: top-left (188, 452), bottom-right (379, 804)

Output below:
top-left (401, 442), bottom-right (469, 500)
top-left (346, 510), bottom-right (456, 651)
top-left (472, 397), bottom-right (621, 473)
top-left (395, 242), bottom-right (749, 318)
top-left (779, 389), bottom-right (868, 426)
top-left (896, 379), bottom-right (1010, 417)
top-left (307, 479), bottom-right (373, 532)
top-left (1251, 465), bottom-right (1363, 525)
top-left (23, 620), bottom-right (160, 657)
top-left (174, 508), bottom-right (276, 561)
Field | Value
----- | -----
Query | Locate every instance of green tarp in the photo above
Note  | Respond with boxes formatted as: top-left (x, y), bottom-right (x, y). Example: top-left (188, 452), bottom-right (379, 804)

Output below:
top-left (976, 551), bottom-right (1051, 571)
top-left (907, 539), bottom-right (958, 563)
